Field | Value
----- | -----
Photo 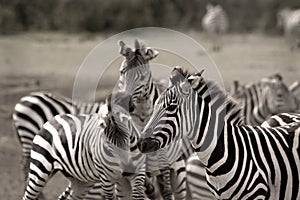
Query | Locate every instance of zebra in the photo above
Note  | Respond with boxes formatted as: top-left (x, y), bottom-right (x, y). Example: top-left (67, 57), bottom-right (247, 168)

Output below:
top-left (22, 96), bottom-right (148, 200)
top-left (14, 39), bottom-right (160, 199)
top-left (230, 74), bottom-right (299, 126)
top-left (185, 74), bottom-right (300, 199)
top-left (12, 91), bottom-right (103, 182)
top-left (202, 4), bottom-right (228, 51)
top-left (138, 67), bottom-right (300, 199)
top-left (277, 7), bottom-right (300, 50)
top-left (118, 40), bottom-right (193, 199)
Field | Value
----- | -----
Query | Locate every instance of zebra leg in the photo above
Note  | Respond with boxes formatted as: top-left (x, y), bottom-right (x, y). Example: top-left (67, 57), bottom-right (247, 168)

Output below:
top-left (67, 178), bottom-right (95, 200)
top-left (131, 172), bottom-right (147, 199)
top-left (116, 177), bottom-right (131, 200)
top-left (99, 176), bottom-right (116, 200)
top-left (84, 183), bottom-right (105, 200)
top-left (157, 169), bottom-right (173, 200)
top-left (170, 159), bottom-right (186, 200)
top-left (21, 155), bottom-right (30, 186)
top-left (22, 164), bottom-right (53, 200)
top-left (144, 176), bottom-right (158, 200)
top-left (58, 184), bottom-right (72, 200)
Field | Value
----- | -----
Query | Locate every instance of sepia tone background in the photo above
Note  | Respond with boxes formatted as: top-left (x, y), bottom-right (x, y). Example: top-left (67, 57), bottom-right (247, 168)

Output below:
top-left (0, 0), bottom-right (300, 199)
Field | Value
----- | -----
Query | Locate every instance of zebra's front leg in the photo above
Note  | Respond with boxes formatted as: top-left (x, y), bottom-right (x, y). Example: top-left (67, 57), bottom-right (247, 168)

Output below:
top-left (22, 153), bottom-right (46, 200)
top-left (65, 178), bottom-right (95, 200)
top-left (116, 177), bottom-right (131, 200)
top-left (131, 172), bottom-right (147, 200)
top-left (170, 159), bottom-right (187, 200)
top-left (100, 176), bottom-right (117, 200)
top-left (58, 184), bottom-right (72, 200)
top-left (157, 168), bottom-right (173, 200)
top-left (144, 176), bottom-right (158, 200)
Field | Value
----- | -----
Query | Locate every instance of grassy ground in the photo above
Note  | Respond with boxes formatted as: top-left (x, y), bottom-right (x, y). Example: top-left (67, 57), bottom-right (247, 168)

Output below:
top-left (0, 31), bottom-right (299, 199)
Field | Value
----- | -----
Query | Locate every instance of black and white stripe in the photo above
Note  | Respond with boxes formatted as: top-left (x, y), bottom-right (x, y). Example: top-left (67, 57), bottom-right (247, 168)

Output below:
top-left (185, 74), bottom-right (300, 199)
top-left (22, 102), bottom-right (146, 200)
top-left (13, 91), bottom-right (103, 180)
top-left (138, 67), bottom-right (300, 199)
top-left (202, 4), bottom-right (228, 51)
top-left (277, 8), bottom-right (300, 50)
top-left (262, 112), bottom-right (300, 128)
top-left (118, 40), bottom-right (192, 199)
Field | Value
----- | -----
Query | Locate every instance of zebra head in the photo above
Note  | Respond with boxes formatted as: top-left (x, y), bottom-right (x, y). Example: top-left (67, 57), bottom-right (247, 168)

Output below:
top-left (118, 40), bottom-right (158, 97)
top-left (261, 74), bottom-right (298, 114)
top-left (137, 67), bottom-right (204, 153)
top-left (103, 94), bottom-right (140, 150)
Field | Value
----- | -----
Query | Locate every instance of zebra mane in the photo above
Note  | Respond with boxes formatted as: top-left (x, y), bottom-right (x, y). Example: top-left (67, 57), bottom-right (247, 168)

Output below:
top-left (103, 93), bottom-right (130, 149)
top-left (173, 67), bottom-right (245, 124)
top-left (104, 113), bottom-right (129, 149)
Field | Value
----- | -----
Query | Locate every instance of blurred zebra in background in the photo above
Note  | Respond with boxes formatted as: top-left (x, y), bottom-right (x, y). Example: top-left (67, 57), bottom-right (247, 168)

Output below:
top-left (202, 4), bottom-right (228, 51)
top-left (22, 97), bottom-right (147, 200)
top-left (230, 74), bottom-right (299, 125)
top-left (277, 8), bottom-right (300, 50)
top-left (137, 67), bottom-right (300, 199)
top-left (118, 40), bottom-right (192, 199)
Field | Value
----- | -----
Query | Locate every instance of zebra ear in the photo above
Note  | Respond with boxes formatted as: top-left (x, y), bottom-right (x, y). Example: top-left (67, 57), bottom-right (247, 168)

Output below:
top-left (119, 40), bottom-right (133, 57)
top-left (145, 48), bottom-right (159, 61)
top-left (180, 78), bottom-right (191, 95)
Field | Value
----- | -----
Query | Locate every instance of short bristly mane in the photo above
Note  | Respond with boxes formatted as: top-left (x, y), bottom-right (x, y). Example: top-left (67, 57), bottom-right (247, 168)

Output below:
top-left (103, 93), bottom-right (130, 149)
top-left (104, 114), bottom-right (129, 149)
top-left (176, 68), bottom-right (245, 125)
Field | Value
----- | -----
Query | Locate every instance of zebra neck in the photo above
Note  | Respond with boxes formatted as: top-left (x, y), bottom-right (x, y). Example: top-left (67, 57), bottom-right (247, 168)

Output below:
top-left (190, 82), bottom-right (244, 166)
top-left (137, 76), bottom-right (156, 103)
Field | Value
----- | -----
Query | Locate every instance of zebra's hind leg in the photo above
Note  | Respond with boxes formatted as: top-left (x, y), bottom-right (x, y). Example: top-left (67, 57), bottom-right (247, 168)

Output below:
top-left (22, 163), bottom-right (53, 200)
top-left (21, 155), bottom-right (30, 186)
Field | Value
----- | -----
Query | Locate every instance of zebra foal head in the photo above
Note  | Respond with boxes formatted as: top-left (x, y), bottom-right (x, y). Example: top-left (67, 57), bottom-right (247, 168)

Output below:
top-left (118, 39), bottom-right (158, 95)
top-left (102, 94), bottom-right (140, 150)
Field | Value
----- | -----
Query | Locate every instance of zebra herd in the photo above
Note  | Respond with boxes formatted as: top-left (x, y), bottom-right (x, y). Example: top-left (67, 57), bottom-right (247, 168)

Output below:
top-left (202, 4), bottom-right (300, 51)
top-left (13, 39), bottom-right (300, 199)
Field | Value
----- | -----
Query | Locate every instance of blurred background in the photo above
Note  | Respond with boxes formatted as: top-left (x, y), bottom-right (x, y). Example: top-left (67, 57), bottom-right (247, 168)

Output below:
top-left (0, 0), bottom-right (300, 199)
top-left (1, 0), bottom-right (299, 33)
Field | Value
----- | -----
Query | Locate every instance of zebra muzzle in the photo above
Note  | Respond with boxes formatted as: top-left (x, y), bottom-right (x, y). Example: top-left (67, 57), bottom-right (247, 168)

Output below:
top-left (137, 137), bottom-right (160, 153)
